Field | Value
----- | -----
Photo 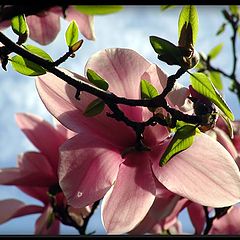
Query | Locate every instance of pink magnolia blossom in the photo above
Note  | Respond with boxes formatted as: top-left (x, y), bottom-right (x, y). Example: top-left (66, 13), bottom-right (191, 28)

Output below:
top-left (36, 48), bottom-right (240, 234)
top-left (0, 113), bottom-right (89, 234)
top-left (0, 6), bottom-right (95, 45)
top-left (129, 195), bottom-right (189, 234)
top-left (209, 206), bottom-right (240, 234)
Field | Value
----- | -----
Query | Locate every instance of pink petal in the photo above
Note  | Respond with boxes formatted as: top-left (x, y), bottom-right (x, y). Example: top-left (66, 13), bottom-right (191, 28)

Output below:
top-left (26, 12), bottom-right (60, 45)
top-left (233, 136), bottom-right (240, 153)
top-left (0, 199), bottom-right (43, 224)
top-left (53, 117), bottom-right (77, 140)
top-left (168, 83), bottom-right (194, 114)
top-left (0, 152), bottom-right (56, 187)
top-left (153, 133), bottom-right (240, 207)
top-left (187, 202), bottom-right (205, 234)
top-left (35, 205), bottom-right (60, 235)
top-left (232, 120), bottom-right (240, 152)
top-left (141, 64), bottom-right (193, 113)
top-left (36, 69), bottom-right (139, 147)
top-left (141, 64), bottom-right (168, 98)
top-left (18, 186), bottom-right (49, 205)
top-left (65, 6), bottom-right (95, 40)
top-left (16, 112), bottom-right (65, 173)
top-left (129, 195), bottom-right (181, 234)
top-left (162, 197), bottom-right (189, 230)
top-left (59, 132), bottom-right (123, 208)
top-left (101, 152), bottom-right (155, 233)
top-left (36, 49), bottom-right (159, 143)
top-left (209, 206), bottom-right (240, 234)
top-left (214, 127), bottom-right (238, 159)
top-left (0, 20), bottom-right (11, 30)
top-left (85, 48), bottom-right (151, 99)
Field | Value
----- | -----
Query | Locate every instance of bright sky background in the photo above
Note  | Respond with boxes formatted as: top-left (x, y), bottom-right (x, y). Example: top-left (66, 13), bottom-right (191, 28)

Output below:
top-left (0, 5), bottom-right (239, 235)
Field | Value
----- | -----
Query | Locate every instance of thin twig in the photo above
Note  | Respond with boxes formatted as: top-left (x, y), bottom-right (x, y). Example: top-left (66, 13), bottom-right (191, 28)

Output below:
top-left (203, 206), bottom-right (213, 235)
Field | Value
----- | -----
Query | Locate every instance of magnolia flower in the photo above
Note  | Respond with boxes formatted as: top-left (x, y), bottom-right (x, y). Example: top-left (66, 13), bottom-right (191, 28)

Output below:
top-left (36, 48), bottom-right (240, 234)
top-left (129, 195), bottom-right (188, 234)
top-left (0, 113), bottom-right (89, 234)
top-left (0, 6), bottom-right (95, 45)
top-left (209, 206), bottom-right (240, 234)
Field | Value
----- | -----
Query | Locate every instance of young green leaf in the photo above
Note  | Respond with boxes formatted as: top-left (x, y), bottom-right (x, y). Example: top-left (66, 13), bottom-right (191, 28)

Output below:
top-left (150, 36), bottom-right (182, 66)
top-left (209, 71), bottom-right (223, 91)
top-left (23, 45), bottom-right (53, 62)
top-left (10, 55), bottom-right (46, 76)
top-left (160, 124), bottom-right (197, 166)
top-left (190, 72), bottom-right (234, 121)
top-left (74, 5), bottom-right (123, 15)
top-left (87, 69), bottom-right (109, 91)
top-left (140, 79), bottom-right (159, 99)
top-left (11, 15), bottom-right (28, 36)
top-left (216, 23), bottom-right (226, 36)
top-left (229, 5), bottom-right (239, 16)
top-left (208, 43), bottom-right (223, 60)
top-left (178, 5), bottom-right (198, 46)
top-left (160, 5), bottom-right (175, 11)
top-left (84, 98), bottom-right (105, 117)
top-left (65, 20), bottom-right (79, 47)
top-left (10, 45), bottom-right (53, 76)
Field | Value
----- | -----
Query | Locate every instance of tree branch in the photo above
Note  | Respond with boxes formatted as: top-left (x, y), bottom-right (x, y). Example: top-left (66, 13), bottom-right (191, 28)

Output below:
top-left (0, 31), bottom-right (208, 143)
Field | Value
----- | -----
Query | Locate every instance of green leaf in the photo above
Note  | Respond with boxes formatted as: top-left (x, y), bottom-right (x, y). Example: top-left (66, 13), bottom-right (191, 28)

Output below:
top-left (10, 55), bottom-right (46, 76)
top-left (140, 79), bottom-right (159, 99)
top-left (150, 36), bottom-right (179, 56)
top-left (160, 124), bottom-right (197, 166)
top-left (216, 23), bottom-right (226, 36)
top-left (74, 5), bottom-right (123, 15)
top-left (24, 45), bottom-right (53, 62)
top-left (209, 71), bottom-right (223, 91)
top-left (11, 15), bottom-right (28, 35)
top-left (10, 45), bottom-right (53, 76)
top-left (160, 5), bottom-right (175, 11)
top-left (190, 72), bottom-right (234, 121)
top-left (229, 5), bottom-right (239, 16)
top-left (150, 36), bottom-right (182, 66)
top-left (87, 69), bottom-right (109, 91)
top-left (208, 43), bottom-right (223, 60)
top-left (84, 98), bottom-right (105, 117)
top-left (178, 5), bottom-right (199, 46)
top-left (65, 20), bottom-right (79, 47)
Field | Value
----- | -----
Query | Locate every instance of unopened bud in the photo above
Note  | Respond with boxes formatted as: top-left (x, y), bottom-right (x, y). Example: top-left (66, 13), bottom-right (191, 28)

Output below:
top-left (180, 47), bottom-right (200, 70)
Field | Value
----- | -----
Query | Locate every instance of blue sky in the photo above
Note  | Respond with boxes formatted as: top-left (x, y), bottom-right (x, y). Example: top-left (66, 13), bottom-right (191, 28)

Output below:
top-left (0, 5), bottom-right (239, 235)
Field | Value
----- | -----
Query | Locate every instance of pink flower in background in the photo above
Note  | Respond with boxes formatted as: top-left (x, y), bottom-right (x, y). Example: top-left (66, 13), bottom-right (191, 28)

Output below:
top-left (0, 6), bottom-right (95, 45)
top-left (129, 195), bottom-right (189, 234)
top-left (209, 206), bottom-right (240, 234)
top-left (36, 48), bottom-right (240, 234)
top-left (215, 118), bottom-right (240, 159)
top-left (0, 113), bottom-right (90, 234)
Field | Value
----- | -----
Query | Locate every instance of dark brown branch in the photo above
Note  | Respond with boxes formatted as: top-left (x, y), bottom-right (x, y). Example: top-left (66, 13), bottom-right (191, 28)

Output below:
top-left (203, 206), bottom-right (213, 235)
top-left (203, 9), bottom-right (240, 101)
top-left (0, 31), bottom-right (206, 128)
top-left (78, 200), bottom-right (101, 235)
top-left (53, 51), bottom-right (74, 66)
top-left (158, 67), bottom-right (186, 99)
top-left (230, 16), bottom-right (238, 80)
